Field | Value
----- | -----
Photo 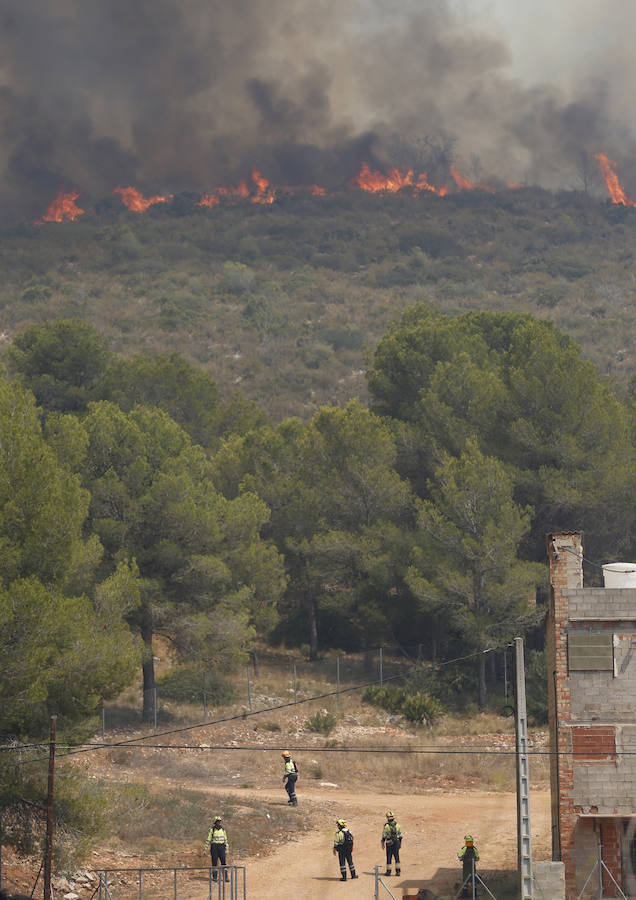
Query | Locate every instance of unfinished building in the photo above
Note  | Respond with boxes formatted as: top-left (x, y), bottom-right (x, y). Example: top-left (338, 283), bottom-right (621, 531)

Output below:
top-left (547, 531), bottom-right (636, 898)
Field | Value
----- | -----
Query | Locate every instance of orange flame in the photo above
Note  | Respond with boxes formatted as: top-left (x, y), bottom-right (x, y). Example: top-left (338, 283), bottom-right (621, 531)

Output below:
top-left (450, 167), bottom-right (495, 194)
top-left (114, 186), bottom-right (169, 212)
top-left (310, 184), bottom-right (327, 196)
top-left (352, 162), bottom-right (472, 197)
top-left (251, 168), bottom-right (275, 204)
top-left (595, 153), bottom-right (636, 206)
top-left (36, 189), bottom-right (85, 224)
top-left (353, 162), bottom-right (415, 193)
top-left (198, 192), bottom-right (220, 208)
top-left (414, 172), bottom-right (448, 195)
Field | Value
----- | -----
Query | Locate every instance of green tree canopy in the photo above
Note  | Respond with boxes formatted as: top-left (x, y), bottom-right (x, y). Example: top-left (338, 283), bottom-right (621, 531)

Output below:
top-left (368, 305), bottom-right (634, 561)
top-left (97, 352), bottom-right (224, 447)
top-left (406, 439), bottom-right (544, 708)
top-left (80, 401), bottom-right (285, 718)
top-left (7, 318), bottom-right (112, 413)
top-left (213, 400), bottom-right (414, 656)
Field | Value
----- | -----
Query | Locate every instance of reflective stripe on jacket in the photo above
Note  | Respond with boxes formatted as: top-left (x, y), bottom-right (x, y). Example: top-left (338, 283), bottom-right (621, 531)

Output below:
top-left (334, 829), bottom-right (351, 849)
top-left (206, 826), bottom-right (228, 846)
top-left (382, 822), bottom-right (403, 843)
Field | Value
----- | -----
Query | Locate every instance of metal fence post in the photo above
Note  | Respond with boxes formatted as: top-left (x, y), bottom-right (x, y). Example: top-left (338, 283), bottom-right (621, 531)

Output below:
top-left (203, 671), bottom-right (207, 719)
top-left (153, 687), bottom-right (157, 733)
top-left (293, 664), bottom-right (297, 703)
top-left (102, 700), bottom-right (105, 741)
top-left (336, 657), bottom-right (340, 708)
top-left (247, 667), bottom-right (253, 712)
top-left (379, 647), bottom-right (383, 687)
top-left (139, 868), bottom-right (142, 900)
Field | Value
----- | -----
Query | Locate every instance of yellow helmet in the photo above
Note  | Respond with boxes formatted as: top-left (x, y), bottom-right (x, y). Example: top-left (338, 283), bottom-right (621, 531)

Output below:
top-left (386, 811), bottom-right (395, 820)
top-left (465, 834), bottom-right (473, 843)
top-left (337, 819), bottom-right (346, 827)
top-left (213, 815), bottom-right (222, 822)
top-left (282, 750), bottom-right (291, 757)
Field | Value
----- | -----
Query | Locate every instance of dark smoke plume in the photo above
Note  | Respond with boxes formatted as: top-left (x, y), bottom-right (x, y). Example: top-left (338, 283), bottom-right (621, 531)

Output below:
top-left (1, 0), bottom-right (635, 220)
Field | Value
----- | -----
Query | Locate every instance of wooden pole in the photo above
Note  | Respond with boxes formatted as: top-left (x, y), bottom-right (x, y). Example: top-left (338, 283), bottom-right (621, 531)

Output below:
top-left (44, 715), bottom-right (57, 900)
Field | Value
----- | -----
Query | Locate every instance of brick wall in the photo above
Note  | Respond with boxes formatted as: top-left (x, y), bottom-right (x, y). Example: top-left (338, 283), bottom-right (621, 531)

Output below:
top-left (601, 820), bottom-right (623, 895)
top-left (571, 726), bottom-right (616, 763)
top-left (548, 531), bottom-right (636, 898)
top-left (547, 532), bottom-right (582, 895)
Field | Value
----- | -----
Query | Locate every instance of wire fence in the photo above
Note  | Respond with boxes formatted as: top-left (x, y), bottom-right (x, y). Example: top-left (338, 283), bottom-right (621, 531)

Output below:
top-left (100, 645), bottom-right (425, 736)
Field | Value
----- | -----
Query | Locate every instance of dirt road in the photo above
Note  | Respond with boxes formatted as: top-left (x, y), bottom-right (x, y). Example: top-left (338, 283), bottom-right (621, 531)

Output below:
top-left (239, 784), bottom-right (551, 900)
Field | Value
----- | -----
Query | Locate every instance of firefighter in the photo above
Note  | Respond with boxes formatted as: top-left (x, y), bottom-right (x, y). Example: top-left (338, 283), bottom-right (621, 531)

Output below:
top-left (204, 815), bottom-right (229, 882)
top-left (458, 834), bottom-right (479, 897)
top-left (381, 810), bottom-right (403, 876)
top-left (281, 750), bottom-right (298, 805)
top-left (333, 819), bottom-right (357, 881)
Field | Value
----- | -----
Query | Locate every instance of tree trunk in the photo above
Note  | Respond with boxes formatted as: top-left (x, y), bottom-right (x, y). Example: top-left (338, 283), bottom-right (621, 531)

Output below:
top-left (141, 602), bottom-right (156, 722)
top-left (478, 652), bottom-right (487, 711)
top-left (308, 597), bottom-right (318, 661)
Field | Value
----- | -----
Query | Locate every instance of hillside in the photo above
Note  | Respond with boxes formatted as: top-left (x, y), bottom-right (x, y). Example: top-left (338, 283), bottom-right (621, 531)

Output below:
top-left (1, 188), bottom-right (635, 421)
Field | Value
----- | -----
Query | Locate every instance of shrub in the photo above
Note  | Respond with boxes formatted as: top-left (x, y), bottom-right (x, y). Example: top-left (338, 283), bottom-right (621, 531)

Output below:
top-left (156, 667), bottom-right (235, 706)
top-left (305, 710), bottom-right (337, 735)
top-left (363, 685), bottom-right (443, 725)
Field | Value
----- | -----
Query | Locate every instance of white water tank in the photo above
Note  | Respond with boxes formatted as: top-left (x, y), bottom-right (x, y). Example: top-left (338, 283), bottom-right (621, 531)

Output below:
top-left (602, 562), bottom-right (636, 588)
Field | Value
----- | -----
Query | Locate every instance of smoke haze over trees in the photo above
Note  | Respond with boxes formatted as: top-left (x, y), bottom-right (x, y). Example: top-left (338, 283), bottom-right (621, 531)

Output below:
top-left (2, 0), bottom-right (636, 220)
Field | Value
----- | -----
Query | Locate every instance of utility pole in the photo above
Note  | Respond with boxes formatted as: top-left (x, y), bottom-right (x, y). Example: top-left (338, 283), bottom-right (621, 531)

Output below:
top-left (515, 638), bottom-right (534, 900)
top-left (44, 715), bottom-right (57, 900)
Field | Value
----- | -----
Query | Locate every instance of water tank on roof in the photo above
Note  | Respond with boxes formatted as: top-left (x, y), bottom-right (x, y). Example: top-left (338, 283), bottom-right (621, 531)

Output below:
top-left (602, 562), bottom-right (636, 588)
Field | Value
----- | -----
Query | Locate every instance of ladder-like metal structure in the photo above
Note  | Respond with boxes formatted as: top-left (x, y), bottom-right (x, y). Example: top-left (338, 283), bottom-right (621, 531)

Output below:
top-left (515, 637), bottom-right (534, 900)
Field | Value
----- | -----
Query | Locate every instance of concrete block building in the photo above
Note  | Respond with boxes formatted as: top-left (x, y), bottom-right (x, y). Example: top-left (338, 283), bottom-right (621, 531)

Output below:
top-left (547, 531), bottom-right (636, 898)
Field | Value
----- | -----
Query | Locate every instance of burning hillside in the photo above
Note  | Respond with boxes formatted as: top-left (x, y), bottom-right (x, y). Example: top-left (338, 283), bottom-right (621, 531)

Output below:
top-left (4, 0), bottom-right (636, 225)
top-left (34, 154), bottom-right (636, 224)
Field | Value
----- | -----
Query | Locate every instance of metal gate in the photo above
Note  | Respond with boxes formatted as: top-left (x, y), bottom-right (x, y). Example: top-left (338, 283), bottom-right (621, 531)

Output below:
top-left (94, 865), bottom-right (246, 900)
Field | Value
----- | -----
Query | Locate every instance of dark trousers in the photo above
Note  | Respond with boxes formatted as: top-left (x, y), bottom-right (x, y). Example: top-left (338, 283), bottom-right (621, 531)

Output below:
top-left (386, 842), bottom-right (401, 871)
top-left (210, 844), bottom-right (227, 880)
top-left (337, 848), bottom-right (356, 879)
top-left (462, 864), bottom-right (477, 897)
top-left (284, 773), bottom-right (297, 803)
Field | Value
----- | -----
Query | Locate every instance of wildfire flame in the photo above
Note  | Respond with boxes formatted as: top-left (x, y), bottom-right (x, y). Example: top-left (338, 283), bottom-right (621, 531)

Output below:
top-left (450, 167), bottom-right (495, 194)
top-left (35, 189), bottom-right (84, 224)
top-left (595, 153), bottom-right (636, 207)
top-left (352, 162), bottom-right (416, 193)
top-left (114, 186), bottom-right (169, 212)
top-left (35, 158), bottom-right (535, 224)
top-left (251, 168), bottom-right (275, 204)
top-left (197, 170), bottom-right (273, 207)
top-left (351, 161), bottom-right (492, 197)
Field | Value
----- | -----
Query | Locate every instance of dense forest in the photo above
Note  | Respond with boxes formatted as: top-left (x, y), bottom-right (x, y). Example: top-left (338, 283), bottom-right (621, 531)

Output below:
top-left (2, 190), bottom-right (636, 861)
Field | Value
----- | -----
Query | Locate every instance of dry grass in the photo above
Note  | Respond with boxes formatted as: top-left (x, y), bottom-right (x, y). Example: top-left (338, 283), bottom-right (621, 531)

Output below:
top-left (99, 652), bottom-right (548, 801)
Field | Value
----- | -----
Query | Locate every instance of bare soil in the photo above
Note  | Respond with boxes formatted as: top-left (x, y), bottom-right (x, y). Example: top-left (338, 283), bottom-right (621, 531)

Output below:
top-left (223, 783), bottom-right (551, 900)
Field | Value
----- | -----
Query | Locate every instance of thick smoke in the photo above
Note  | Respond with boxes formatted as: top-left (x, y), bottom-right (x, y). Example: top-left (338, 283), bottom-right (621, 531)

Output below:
top-left (1, 0), bottom-right (634, 220)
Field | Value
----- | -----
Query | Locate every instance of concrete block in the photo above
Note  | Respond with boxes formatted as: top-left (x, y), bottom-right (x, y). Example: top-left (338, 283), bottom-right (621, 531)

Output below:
top-left (534, 860), bottom-right (565, 900)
